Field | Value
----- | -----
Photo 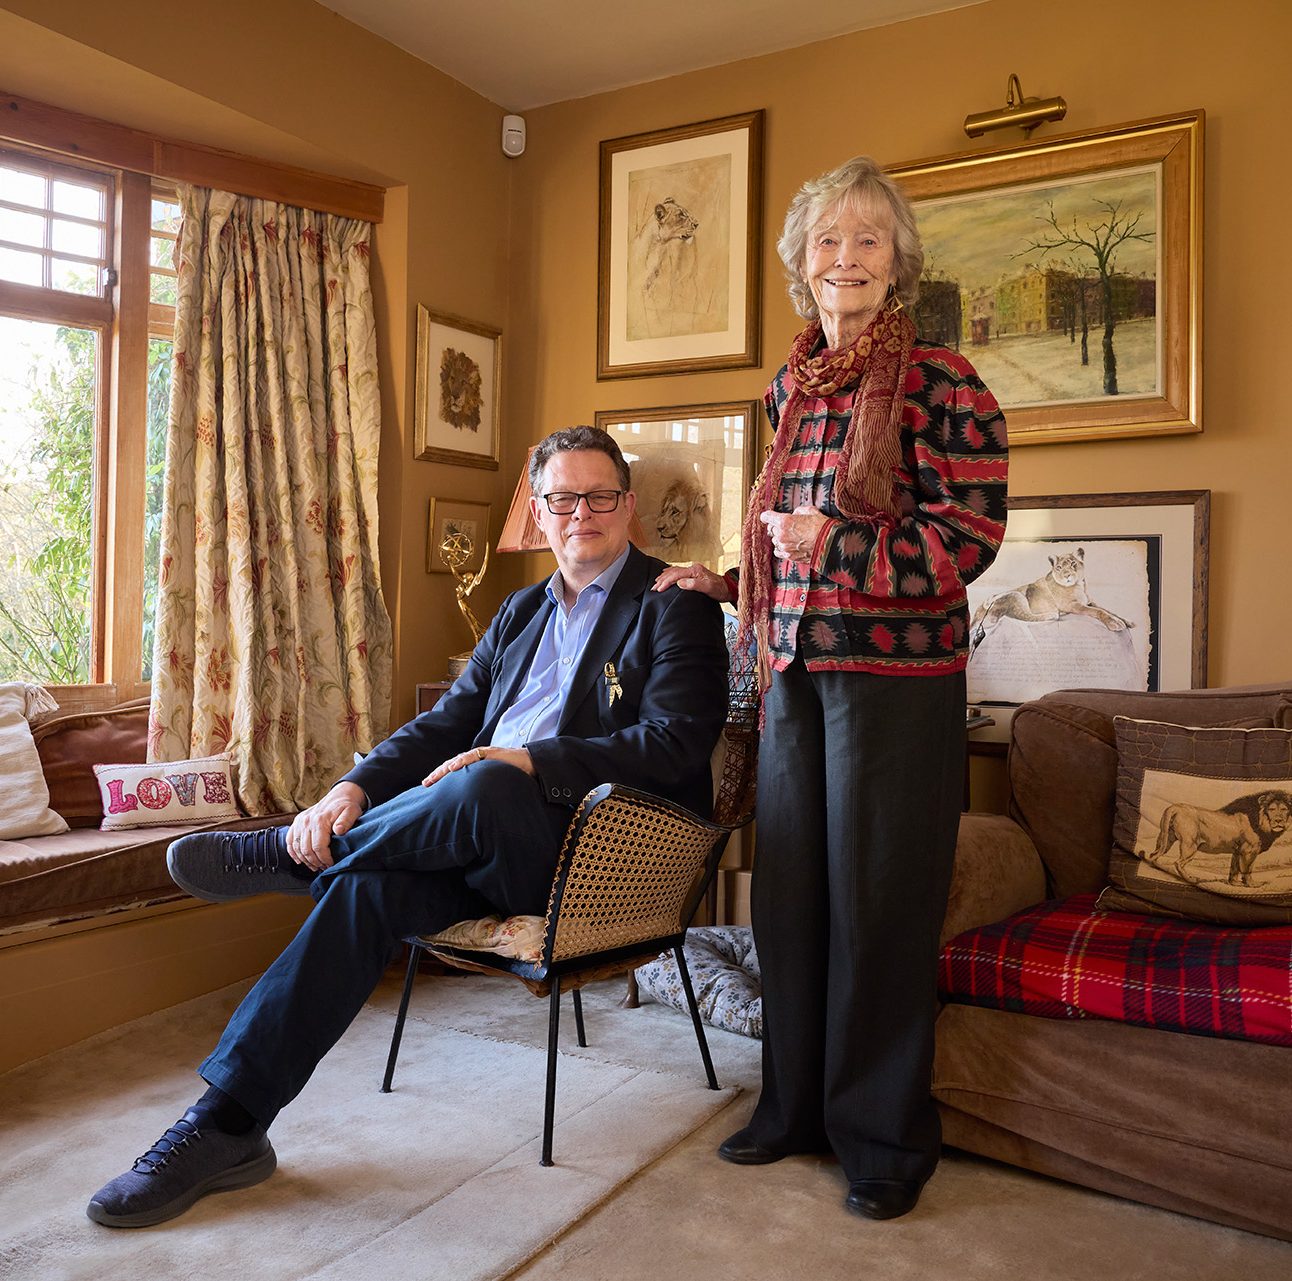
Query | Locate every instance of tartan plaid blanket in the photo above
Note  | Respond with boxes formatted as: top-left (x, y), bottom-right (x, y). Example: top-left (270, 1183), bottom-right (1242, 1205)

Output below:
top-left (938, 894), bottom-right (1292, 1046)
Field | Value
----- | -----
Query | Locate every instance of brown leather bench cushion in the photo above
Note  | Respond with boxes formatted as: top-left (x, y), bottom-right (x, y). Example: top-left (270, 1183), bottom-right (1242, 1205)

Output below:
top-left (33, 700), bottom-right (151, 828)
top-left (0, 812), bottom-right (294, 934)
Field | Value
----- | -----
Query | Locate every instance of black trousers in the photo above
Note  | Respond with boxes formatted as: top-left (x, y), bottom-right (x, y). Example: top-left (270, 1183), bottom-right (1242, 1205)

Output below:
top-left (747, 658), bottom-right (966, 1183)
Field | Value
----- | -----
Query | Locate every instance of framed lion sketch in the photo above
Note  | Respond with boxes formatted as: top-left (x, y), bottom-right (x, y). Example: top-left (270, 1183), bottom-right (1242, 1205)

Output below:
top-left (594, 401), bottom-right (758, 572)
top-left (598, 111), bottom-right (763, 380)
top-left (966, 490), bottom-right (1210, 745)
top-left (413, 306), bottom-right (501, 469)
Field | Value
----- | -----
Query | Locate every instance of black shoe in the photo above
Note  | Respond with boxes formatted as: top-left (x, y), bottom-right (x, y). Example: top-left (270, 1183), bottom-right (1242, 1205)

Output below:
top-left (167, 828), bottom-right (313, 903)
top-left (87, 1108), bottom-right (276, 1228)
top-left (845, 1178), bottom-right (923, 1220)
top-left (717, 1127), bottom-right (785, 1165)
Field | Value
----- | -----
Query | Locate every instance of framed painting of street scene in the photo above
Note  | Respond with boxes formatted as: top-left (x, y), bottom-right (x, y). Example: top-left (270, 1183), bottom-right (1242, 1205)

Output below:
top-left (890, 112), bottom-right (1202, 444)
top-left (594, 401), bottom-right (758, 571)
top-left (598, 111), bottom-right (763, 380)
top-left (966, 490), bottom-right (1210, 745)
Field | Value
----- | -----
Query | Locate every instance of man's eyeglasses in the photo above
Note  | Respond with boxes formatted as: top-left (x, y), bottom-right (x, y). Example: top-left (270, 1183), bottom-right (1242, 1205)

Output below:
top-left (541, 490), bottom-right (625, 515)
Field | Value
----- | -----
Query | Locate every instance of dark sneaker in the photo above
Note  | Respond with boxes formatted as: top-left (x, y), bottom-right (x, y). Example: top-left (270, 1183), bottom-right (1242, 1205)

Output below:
top-left (167, 828), bottom-right (313, 902)
top-left (86, 1108), bottom-right (276, 1228)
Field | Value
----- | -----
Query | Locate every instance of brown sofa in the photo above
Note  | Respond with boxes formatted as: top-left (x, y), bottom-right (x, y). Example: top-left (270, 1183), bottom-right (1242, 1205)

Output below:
top-left (934, 682), bottom-right (1292, 1241)
top-left (0, 700), bottom-right (289, 937)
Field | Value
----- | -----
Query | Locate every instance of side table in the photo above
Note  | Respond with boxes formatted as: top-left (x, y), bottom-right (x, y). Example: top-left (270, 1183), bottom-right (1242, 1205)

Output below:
top-left (416, 681), bottom-right (452, 715)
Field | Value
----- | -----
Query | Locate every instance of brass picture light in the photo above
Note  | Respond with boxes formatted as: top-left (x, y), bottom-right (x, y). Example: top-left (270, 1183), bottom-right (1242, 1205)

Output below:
top-left (964, 73), bottom-right (1067, 138)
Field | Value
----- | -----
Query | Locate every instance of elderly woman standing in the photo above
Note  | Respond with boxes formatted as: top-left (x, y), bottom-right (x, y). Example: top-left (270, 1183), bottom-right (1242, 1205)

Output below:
top-left (655, 156), bottom-right (1008, 1220)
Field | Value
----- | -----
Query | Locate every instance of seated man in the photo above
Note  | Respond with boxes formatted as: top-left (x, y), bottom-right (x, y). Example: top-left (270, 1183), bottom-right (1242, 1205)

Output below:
top-left (87, 425), bottom-right (728, 1229)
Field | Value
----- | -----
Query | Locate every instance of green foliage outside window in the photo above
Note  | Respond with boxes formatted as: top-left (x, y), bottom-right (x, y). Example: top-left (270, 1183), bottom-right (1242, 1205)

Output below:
top-left (0, 324), bottom-right (95, 684)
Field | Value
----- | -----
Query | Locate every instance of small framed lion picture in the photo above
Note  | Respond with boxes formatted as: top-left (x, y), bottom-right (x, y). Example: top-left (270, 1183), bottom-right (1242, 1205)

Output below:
top-left (966, 490), bottom-right (1210, 745)
top-left (414, 306), bottom-right (501, 469)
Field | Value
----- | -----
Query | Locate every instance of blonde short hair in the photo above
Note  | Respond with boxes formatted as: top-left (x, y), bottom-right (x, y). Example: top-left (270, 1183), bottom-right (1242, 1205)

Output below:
top-left (777, 156), bottom-right (924, 320)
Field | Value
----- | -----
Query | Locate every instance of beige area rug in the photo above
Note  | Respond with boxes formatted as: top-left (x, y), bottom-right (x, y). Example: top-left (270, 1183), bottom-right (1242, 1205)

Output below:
top-left (0, 975), bottom-right (740, 1281)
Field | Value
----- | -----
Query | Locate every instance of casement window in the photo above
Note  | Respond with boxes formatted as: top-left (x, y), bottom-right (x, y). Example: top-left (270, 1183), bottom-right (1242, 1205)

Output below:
top-left (0, 146), bottom-right (175, 698)
top-left (0, 92), bottom-right (381, 710)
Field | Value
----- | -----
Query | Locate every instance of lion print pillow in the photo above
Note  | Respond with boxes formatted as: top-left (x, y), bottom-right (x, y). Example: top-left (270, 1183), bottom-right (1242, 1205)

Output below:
top-left (1099, 717), bottom-right (1292, 925)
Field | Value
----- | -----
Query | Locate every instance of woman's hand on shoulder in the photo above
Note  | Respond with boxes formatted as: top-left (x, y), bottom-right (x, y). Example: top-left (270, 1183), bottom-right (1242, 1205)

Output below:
top-left (652, 562), bottom-right (733, 602)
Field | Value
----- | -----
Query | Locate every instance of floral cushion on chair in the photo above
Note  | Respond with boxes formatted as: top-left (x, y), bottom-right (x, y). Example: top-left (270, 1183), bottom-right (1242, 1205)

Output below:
top-left (635, 925), bottom-right (762, 1039)
top-left (421, 914), bottom-right (546, 964)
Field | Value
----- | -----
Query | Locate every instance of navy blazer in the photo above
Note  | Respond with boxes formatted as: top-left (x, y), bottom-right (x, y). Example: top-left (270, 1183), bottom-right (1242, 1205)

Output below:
top-left (343, 545), bottom-right (729, 819)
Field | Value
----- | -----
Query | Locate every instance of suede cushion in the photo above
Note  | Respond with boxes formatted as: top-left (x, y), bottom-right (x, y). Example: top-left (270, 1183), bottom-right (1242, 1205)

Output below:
top-left (1009, 685), bottom-right (1288, 898)
top-left (934, 1004), bottom-right (1292, 1242)
top-left (33, 700), bottom-right (149, 827)
top-left (1099, 717), bottom-right (1292, 924)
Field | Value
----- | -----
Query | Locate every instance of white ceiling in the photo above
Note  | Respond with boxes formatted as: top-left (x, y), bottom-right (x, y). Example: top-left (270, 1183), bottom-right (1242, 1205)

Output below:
top-left (315, 1), bottom-right (980, 111)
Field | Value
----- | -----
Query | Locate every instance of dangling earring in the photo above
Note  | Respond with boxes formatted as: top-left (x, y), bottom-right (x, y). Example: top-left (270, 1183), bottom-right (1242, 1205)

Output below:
top-left (886, 282), bottom-right (904, 313)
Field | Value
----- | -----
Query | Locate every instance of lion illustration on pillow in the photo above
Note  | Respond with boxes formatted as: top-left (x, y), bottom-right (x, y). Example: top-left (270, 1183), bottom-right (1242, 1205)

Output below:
top-left (1144, 790), bottom-right (1292, 887)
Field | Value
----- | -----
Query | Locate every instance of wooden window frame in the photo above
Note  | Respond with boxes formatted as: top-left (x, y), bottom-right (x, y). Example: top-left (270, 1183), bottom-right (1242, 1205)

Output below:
top-left (0, 145), bottom-right (152, 708)
top-left (1, 95), bottom-right (383, 714)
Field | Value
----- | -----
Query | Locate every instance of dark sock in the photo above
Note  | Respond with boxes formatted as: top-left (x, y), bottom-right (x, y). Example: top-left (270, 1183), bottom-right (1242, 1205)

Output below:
top-left (193, 1084), bottom-right (261, 1135)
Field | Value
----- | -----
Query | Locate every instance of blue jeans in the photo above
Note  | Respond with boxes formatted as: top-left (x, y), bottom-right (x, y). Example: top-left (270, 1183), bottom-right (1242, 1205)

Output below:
top-left (199, 761), bottom-right (570, 1127)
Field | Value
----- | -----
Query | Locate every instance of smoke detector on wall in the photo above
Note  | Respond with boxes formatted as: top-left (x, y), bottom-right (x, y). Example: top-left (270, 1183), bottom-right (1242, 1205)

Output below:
top-left (502, 115), bottom-right (526, 157)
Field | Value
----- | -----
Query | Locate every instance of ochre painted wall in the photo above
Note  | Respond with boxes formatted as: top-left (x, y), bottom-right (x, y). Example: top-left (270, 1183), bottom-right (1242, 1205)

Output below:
top-left (3, 0), bottom-right (1290, 739)
top-left (504, 0), bottom-right (1292, 703)
top-left (1, 0), bottom-right (519, 726)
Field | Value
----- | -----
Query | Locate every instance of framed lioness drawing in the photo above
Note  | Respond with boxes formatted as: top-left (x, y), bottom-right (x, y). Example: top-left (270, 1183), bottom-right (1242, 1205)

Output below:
top-left (598, 110), bottom-right (763, 379)
top-left (966, 490), bottom-right (1209, 746)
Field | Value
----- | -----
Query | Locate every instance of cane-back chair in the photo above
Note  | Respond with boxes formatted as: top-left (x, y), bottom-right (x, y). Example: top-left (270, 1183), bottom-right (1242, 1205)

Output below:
top-left (379, 681), bottom-right (759, 1166)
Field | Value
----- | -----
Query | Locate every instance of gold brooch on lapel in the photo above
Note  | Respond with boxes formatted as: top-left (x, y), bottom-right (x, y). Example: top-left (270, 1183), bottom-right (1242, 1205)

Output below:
top-left (604, 662), bottom-right (623, 708)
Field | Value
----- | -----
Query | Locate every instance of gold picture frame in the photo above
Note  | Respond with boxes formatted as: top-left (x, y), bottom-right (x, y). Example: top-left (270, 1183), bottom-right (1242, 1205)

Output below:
top-left (594, 401), bottom-right (759, 572)
top-left (426, 498), bottom-right (492, 574)
top-left (597, 110), bottom-right (763, 380)
top-left (414, 305), bottom-right (501, 469)
top-left (890, 111), bottom-right (1203, 445)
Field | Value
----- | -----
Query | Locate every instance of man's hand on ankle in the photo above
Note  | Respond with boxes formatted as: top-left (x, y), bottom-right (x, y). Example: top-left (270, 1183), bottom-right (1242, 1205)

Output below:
top-left (285, 782), bottom-right (366, 871)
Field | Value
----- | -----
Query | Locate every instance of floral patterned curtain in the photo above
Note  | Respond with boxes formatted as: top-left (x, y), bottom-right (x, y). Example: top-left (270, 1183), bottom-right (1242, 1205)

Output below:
top-left (149, 185), bottom-right (392, 814)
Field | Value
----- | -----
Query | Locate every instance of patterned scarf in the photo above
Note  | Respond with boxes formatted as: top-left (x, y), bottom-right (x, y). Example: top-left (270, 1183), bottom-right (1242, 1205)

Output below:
top-left (736, 298), bottom-right (916, 691)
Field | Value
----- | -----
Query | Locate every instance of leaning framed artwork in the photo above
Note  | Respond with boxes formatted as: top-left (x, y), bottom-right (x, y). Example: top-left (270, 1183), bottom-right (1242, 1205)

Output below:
top-left (594, 401), bottom-right (759, 571)
top-left (890, 111), bottom-right (1203, 445)
top-left (598, 110), bottom-right (763, 380)
top-left (966, 490), bottom-right (1210, 745)
top-left (426, 498), bottom-right (491, 574)
top-left (413, 306), bottom-right (501, 469)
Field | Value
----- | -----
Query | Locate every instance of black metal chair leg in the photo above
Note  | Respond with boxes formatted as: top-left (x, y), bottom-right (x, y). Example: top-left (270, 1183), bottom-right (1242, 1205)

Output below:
top-left (541, 979), bottom-right (561, 1166)
top-left (571, 987), bottom-right (587, 1047)
top-left (674, 945), bottom-right (719, 1091)
top-left (381, 945), bottom-right (422, 1093)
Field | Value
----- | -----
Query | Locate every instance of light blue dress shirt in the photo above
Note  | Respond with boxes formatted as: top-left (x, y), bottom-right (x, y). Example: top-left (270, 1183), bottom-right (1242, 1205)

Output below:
top-left (489, 547), bottom-right (630, 750)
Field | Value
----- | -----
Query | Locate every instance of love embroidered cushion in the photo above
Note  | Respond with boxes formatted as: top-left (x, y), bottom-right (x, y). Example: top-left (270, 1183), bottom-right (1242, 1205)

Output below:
top-left (93, 754), bottom-right (240, 831)
top-left (1097, 717), bottom-right (1292, 925)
